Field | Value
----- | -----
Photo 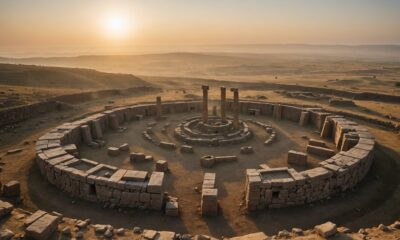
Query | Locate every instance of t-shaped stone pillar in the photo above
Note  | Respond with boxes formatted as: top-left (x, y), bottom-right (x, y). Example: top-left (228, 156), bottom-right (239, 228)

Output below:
top-left (156, 96), bottom-right (162, 120)
top-left (202, 85), bottom-right (209, 123)
top-left (220, 87), bottom-right (226, 123)
top-left (230, 88), bottom-right (239, 129)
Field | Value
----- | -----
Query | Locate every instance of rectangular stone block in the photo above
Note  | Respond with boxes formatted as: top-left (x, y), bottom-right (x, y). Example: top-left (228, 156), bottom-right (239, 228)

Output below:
top-left (201, 188), bottom-right (218, 216)
top-left (123, 170), bottom-right (148, 182)
top-left (308, 139), bottom-right (326, 147)
top-left (25, 213), bottom-right (59, 240)
top-left (147, 172), bottom-right (165, 193)
top-left (287, 150), bottom-right (307, 166)
top-left (306, 145), bottom-right (335, 158)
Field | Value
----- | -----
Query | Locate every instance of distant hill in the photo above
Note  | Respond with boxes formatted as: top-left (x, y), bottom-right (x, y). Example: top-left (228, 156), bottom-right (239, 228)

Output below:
top-left (0, 63), bottom-right (150, 89)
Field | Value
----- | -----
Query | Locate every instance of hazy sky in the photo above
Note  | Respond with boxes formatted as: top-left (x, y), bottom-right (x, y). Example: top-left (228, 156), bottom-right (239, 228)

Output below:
top-left (0, 0), bottom-right (399, 56)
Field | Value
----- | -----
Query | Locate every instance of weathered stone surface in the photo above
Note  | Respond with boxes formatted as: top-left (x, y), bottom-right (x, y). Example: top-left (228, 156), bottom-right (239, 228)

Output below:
top-left (25, 214), bottom-right (59, 240)
top-left (314, 221), bottom-right (337, 238)
top-left (148, 172), bottom-right (165, 193)
top-left (155, 160), bottom-right (168, 172)
top-left (201, 188), bottom-right (218, 216)
top-left (0, 200), bottom-right (13, 219)
top-left (2, 180), bottom-right (20, 197)
top-left (123, 170), bottom-right (148, 182)
top-left (156, 231), bottom-right (176, 240)
top-left (306, 145), bottom-right (335, 158)
top-left (180, 145), bottom-right (194, 153)
top-left (287, 150), bottom-right (307, 166)
top-left (119, 143), bottom-right (130, 151)
top-left (0, 229), bottom-right (14, 240)
top-left (229, 232), bottom-right (268, 240)
top-left (142, 229), bottom-right (158, 240)
top-left (165, 200), bottom-right (179, 217)
top-left (107, 147), bottom-right (120, 156)
top-left (130, 152), bottom-right (146, 162)
top-left (24, 210), bottom-right (47, 227)
top-left (299, 111), bottom-right (310, 126)
top-left (308, 139), bottom-right (326, 147)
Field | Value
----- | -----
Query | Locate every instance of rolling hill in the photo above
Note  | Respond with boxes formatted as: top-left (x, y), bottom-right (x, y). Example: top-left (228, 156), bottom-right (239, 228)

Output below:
top-left (0, 63), bottom-right (150, 89)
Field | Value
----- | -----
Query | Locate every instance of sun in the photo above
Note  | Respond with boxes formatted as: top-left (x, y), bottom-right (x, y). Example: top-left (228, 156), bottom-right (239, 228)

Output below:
top-left (102, 12), bottom-right (131, 39)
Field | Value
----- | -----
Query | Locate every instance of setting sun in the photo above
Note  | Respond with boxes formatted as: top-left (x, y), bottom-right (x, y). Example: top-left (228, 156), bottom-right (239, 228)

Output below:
top-left (102, 12), bottom-right (131, 39)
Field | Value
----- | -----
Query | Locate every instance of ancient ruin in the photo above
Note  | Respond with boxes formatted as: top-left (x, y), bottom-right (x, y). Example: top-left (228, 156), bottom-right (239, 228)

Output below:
top-left (33, 85), bottom-right (374, 217)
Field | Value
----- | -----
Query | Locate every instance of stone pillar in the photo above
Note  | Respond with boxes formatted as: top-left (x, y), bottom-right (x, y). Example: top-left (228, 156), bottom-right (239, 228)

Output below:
top-left (212, 106), bottom-right (217, 116)
top-left (220, 87), bottom-right (226, 122)
top-left (320, 119), bottom-right (332, 138)
top-left (202, 85), bottom-right (209, 123)
top-left (81, 125), bottom-right (92, 145)
top-left (156, 96), bottom-right (162, 120)
top-left (231, 88), bottom-right (239, 129)
top-left (91, 119), bottom-right (103, 139)
top-left (299, 111), bottom-right (310, 126)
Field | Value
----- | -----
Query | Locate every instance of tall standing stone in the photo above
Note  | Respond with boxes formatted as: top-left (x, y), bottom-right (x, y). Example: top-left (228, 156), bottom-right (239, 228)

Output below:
top-left (231, 88), bottom-right (239, 129)
top-left (156, 96), bottom-right (162, 120)
top-left (220, 87), bottom-right (226, 123)
top-left (202, 85), bottom-right (209, 123)
top-left (80, 125), bottom-right (92, 145)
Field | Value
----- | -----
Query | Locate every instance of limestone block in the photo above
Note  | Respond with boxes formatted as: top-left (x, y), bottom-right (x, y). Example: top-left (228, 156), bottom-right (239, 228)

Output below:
top-left (202, 173), bottom-right (216, 190)
top-left (150, 193), bottom-right (164, 210)
top-left (299, 111), bottom-right (310, 126)
top-left (2, 180), bottom-right (20, 197)
top-left (306, 145), bottom-right (335, 158)
top-left (229, 232), bottom-right (269, 240)
top-left (142, 230), bottom-right (158, 240)
top-left (147, 172), bottom-right (165, 193)
top-left (159, 141), bottom-right (176, 150)
top-left (214, 156), bottom-right (237, 162)
top-left (24, 210), bottom-right (47, 227)
top-left (130, 152), bottom-right (146, 162)
top-left (0, 200), bottom-right (14, 219)
top-left (320, 119), bottom-right (332, 138)
top-left (314, 221), bottom-right (337, 238)
top-left (107, 147), bottom-right (120, 156)
top-left (308, 139), bottom-right (326, 147)
top-left (155, 160), bottom-right (169, 172)
top-left (287, 150), bottom-right (307, 166)
top-left (156, 231), bottom-right (176, 240)
top-left (201, 188), bottom-right (218, 216)
top-left (123, 170), bottom-right (148, 182)
top-left (25, 214), bottom-right (60, 240)
top-left (119, 143), bottom-right (130, 151)
top-left (165, 201), bottom-right (179, 217)
top-left (180, 145), bottom-right (194, 153)
top-left (62, 144), bottom-right (78, 156)
top-left (109, 114), bottom-right (119, 130)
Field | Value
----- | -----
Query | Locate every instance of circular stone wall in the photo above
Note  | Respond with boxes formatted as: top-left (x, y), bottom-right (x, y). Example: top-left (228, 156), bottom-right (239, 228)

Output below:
top-left (35, 99), bottom-right (374, 214)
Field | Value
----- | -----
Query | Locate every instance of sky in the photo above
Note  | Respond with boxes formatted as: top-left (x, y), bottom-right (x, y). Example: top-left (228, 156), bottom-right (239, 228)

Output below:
top-left (0, 0), bottom-right (399, 56)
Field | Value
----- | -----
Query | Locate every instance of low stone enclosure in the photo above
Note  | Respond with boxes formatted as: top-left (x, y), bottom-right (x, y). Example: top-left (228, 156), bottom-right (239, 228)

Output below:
top-left (34, 86), bottom-right (374, 214)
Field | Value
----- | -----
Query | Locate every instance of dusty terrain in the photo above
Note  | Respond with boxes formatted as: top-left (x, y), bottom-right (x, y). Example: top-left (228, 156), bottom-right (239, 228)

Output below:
top-left (0, 50), bottom-right (399, 238)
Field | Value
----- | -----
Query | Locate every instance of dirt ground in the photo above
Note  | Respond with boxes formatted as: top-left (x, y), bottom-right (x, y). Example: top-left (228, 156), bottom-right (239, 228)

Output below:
top-left (0, 88), bottom-right (399, 238)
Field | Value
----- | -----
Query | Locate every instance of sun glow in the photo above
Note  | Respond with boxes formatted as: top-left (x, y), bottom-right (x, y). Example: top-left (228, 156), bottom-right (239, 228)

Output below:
top-left (102, 12), bottom-right (132, 39)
